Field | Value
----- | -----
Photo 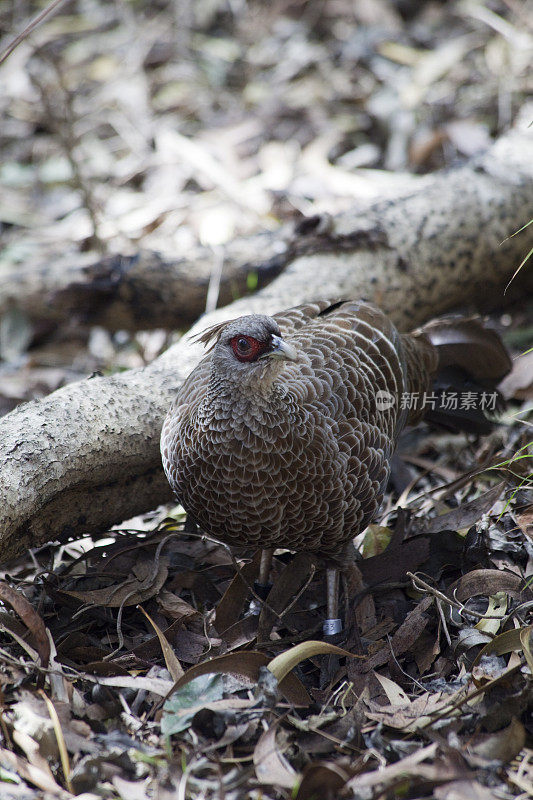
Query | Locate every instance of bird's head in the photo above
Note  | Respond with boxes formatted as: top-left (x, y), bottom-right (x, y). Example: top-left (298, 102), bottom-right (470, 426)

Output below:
top-left (198, 314), bottom-right (298, 392)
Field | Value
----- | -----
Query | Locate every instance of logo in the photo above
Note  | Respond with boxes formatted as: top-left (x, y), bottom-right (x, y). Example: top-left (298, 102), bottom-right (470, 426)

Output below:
top-left (375, 390), bottom-right (395, 411)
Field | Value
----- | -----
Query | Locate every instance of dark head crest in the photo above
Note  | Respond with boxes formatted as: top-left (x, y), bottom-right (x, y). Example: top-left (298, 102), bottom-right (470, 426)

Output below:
top-left (191, 319), bottom-right (237, 352)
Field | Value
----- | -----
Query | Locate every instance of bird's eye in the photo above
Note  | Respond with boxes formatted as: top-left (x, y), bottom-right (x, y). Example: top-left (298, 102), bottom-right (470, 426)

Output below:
top-left (230, 335), bottom-right (265, 362)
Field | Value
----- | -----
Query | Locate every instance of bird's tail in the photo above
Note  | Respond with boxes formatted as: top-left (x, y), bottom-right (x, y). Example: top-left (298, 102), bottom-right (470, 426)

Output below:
top-left (402, 317), bottom-right (512, 434)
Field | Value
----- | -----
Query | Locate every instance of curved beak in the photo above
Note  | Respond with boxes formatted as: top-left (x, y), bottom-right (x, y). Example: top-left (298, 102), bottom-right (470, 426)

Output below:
top-left (261, 334), bottom-right (298, 361)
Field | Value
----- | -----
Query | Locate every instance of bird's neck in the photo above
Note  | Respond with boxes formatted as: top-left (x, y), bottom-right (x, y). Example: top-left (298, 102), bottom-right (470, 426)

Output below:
top-left (205, 368), bottom-right (286, 412)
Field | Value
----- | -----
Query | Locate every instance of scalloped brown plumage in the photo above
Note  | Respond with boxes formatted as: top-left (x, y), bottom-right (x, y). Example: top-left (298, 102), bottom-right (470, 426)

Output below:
top-left (160, 300), bottom-right (510, 624)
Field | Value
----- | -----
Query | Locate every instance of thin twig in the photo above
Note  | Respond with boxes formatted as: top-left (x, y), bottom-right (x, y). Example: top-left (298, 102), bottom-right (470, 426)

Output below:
top-left (436, 598), bottom-right (452, 647)
top-left (407, 572), bottom-right (512, 621)
top-left (0, 0), bottom-right (69, 66)
top-left (30, 51), bottom-right (105, 251)
top-left (419, 663), bottom-right (522, 729)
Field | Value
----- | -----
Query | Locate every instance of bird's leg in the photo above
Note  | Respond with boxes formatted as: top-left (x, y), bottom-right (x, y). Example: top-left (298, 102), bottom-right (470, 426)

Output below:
top-left (319, 567), bottom-right (343, 685)
top-left (342, 570), bottom-right (364, 654)
top-left (249, 548), bottom-right (274, 615)
top-left (258, 548), bottom-right (274, 591)
top-left (323, 567), bottom-right (342, 637)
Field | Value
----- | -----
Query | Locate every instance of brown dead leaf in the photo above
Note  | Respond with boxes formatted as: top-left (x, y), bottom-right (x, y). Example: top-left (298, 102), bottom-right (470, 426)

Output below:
top-left (63, 556), bottom-right (168, 607)
top-left (365, 690), bottom-right (447, 732)
top-left (11, 729), bottom-right (56, 783)
top-left (0, 745), bottom-right (69, 798)
top-left (214, 615), bottom-right (259, 652)
top-left (0, 581), bottom-right (50, 673)
top-left (128, 618), bottom-right (187, 663)
top-left (414, 630), bottom-right (441, 674)
top-left (466, 717), bottom-right (526, 763)
top-left (363, 595), bottom-right (433, 672)
top-left (347, 743), bottom-right (470, 791)
top-left (409, 127), bottom-right (448, 168)
top-left (257, 552), bottom-right (316, 643)
top-left (156, 589), bottom-right (199, 621)
top-left (390, 594), bottom-right (433, 656)
top-left (214, 551), bottom-right (261, 633)
top-left (374, 673), bottom-right (410, 705)
top-left (412, 482), bottom-right (506, 534)
top-left (12, 691), bottom-right (98, 759)
top-left (138, 606), bottom-right (184, 681)
top-left (172, 628), bottom-right (216, 664)
top-left (165, 651), bottom-right (311, 705)
top-left (344, 559), bottom-right (376, 632)
top-left (449, 569), bottom-right (528, 604)
top-left (254, 720), bottom-right (297, 789)
top-left (85, 674), bottom-right (173, 697)
top-left (516, 506), bottom-right (533, 540)
top-left (83, 661), bottom-right (132, 677)
top-left (295, 761), bottom-right (351, 800)
top-left (359, 514), bottom-right (430, 586)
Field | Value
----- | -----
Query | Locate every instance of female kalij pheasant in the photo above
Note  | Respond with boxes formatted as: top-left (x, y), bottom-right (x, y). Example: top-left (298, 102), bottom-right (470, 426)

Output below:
top-left (161, 300), bottom-right (510, 633)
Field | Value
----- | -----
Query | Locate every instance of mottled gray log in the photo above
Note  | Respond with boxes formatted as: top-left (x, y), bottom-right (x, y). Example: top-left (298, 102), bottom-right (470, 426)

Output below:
top-left (0, 123), bottom-right (532, 560)
top-left (0, 239), bottom-right (287, 332)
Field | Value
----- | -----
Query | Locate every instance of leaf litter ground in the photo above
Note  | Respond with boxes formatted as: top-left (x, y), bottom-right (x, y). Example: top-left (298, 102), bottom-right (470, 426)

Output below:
top-left (0, 408), bottom-right (531, 799)
top-left (0, 0), bottom-right (532, 797)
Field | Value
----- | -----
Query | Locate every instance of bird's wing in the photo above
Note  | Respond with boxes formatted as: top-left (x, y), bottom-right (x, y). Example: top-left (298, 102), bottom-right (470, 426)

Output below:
top-left (275, 299), bottom-right (411, 444)
top-left (273, 299), bottom-right (401, 345)
top-left (272, 299), bottom-right (346, 334)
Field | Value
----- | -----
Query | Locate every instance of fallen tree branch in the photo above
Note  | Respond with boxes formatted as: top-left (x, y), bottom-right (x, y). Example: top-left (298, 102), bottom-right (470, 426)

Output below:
top-left (1, 237), bottom-right (288, 332)
top-left (1, 122), bottom-right (532, 560)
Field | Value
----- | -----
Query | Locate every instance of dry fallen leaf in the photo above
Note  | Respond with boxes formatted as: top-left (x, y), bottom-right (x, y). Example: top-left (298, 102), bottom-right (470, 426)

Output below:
top-left (466, 717), bottom-right (526, 763)
top-left (137, 605), bottom-right (184, 681)
top-left (0, 581), bottom-right (50, 674)
top-left (62, 556), bottom-right (169, 607)
top-left (254, 720), bottom-right (297, 789)
top-left (164, 650), bottom-right (311, 705)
